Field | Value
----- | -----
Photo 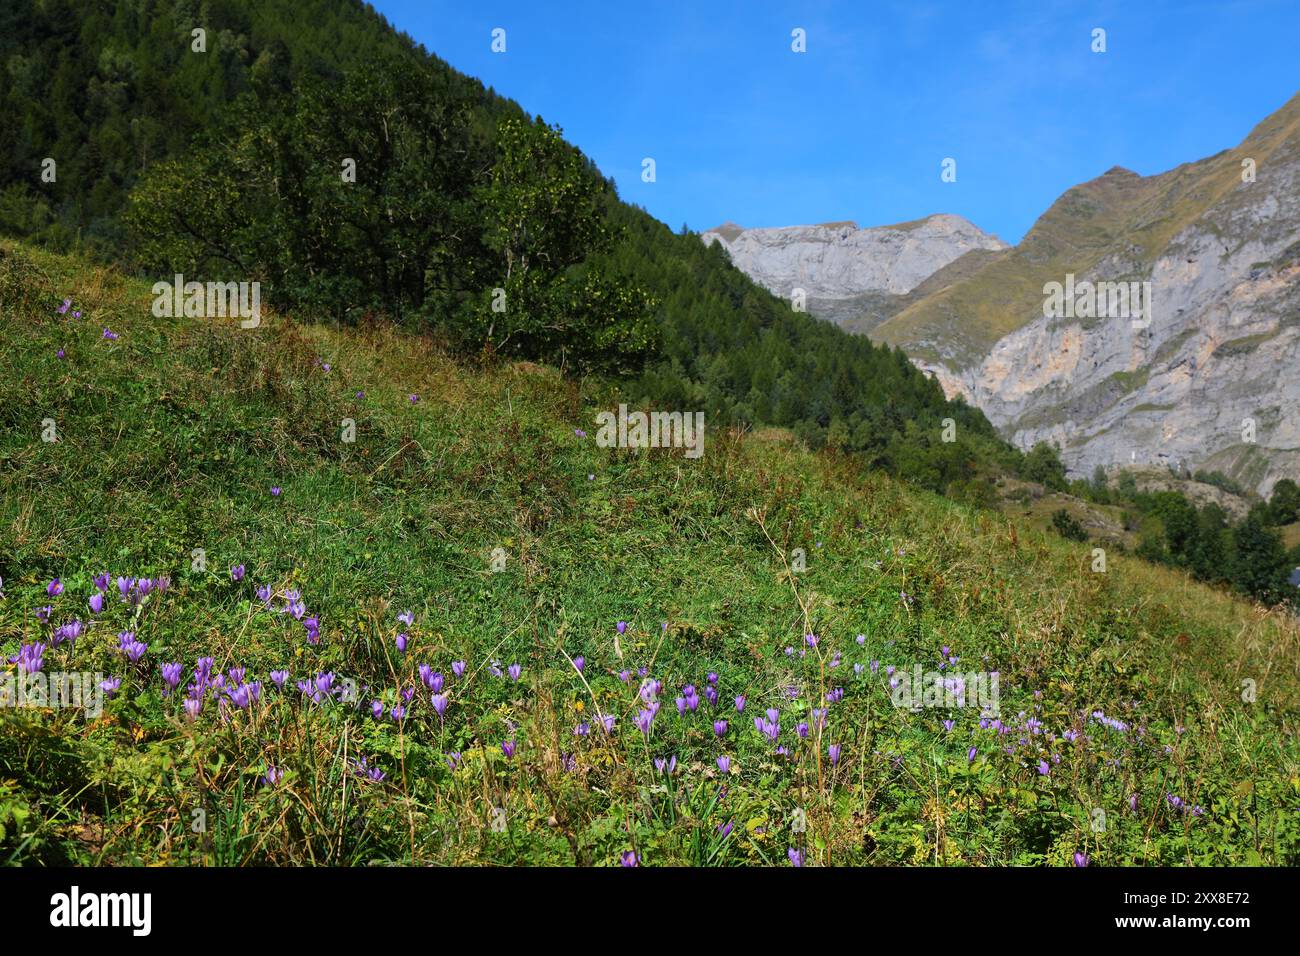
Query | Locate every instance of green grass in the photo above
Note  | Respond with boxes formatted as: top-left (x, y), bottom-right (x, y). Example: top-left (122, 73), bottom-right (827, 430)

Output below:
top-left (2, 241), bottom-right (1298, 866)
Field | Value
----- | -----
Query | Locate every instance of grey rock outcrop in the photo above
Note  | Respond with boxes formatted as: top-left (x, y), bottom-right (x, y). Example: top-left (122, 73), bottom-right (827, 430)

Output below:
top-left (700, 214), bottom-right (1007, 301)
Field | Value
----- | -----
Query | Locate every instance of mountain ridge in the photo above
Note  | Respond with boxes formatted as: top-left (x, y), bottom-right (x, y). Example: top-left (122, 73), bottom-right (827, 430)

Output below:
top-left (707, 92), bottom-right (1300, 495)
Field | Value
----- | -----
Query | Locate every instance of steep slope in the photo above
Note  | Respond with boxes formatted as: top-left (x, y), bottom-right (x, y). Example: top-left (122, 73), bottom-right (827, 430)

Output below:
top-left (2, 241), bottom-right (1297, 867)
top-left (872, 93), bottom-right (1300, 494)
top-left (0, 0), bottom-right (1003, 470)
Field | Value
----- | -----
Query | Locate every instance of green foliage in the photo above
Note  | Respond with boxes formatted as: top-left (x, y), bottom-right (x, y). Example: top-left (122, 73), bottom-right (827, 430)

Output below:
top-left (1050, 509), bottom-right (1088, 542)
top-left (1194, 469), bottom-right (1247, 497)
top-left (126, 55), bottom-right (490, 322)
top-left (1267, 478), bottom-right (1300, 526)
top-left (1229, 510), bottom-right (1290, 603)
top-left (469, 117), bottom-right (657, 372)
top-left (1018, 442), bottom-right (1068, 491)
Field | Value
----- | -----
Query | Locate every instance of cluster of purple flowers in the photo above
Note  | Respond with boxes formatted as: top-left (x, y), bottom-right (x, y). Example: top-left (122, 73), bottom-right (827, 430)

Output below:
top-left (117, 630), bottom-right (148, 662)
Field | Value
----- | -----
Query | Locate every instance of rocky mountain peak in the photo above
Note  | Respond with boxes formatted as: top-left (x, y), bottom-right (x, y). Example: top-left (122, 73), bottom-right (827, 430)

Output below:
top-left (700, 213), bottom-right (1007, 299)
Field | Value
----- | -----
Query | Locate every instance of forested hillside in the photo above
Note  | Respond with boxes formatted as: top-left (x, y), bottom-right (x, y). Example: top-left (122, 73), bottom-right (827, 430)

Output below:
top-left (0, 0), bottom-right (1006, 490)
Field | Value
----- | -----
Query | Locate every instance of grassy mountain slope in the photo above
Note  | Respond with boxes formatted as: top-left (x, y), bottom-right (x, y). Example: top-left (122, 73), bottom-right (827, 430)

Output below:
top-left (2, 241), bottom-right (1297, 866)
top-left (0, 0), bottom-right (1005, 478)
top-left (873, 92), bottom-right (1300, 368)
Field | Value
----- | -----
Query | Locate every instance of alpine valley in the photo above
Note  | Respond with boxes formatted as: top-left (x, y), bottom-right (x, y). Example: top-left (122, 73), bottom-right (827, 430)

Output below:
top-left (704, 92), bottom-right (1300, 497)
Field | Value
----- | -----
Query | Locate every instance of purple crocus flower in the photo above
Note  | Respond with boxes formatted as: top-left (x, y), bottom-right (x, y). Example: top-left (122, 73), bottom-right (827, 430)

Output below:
top-left (735, 695), bottom-right (746, 712)
top-left (161, 663), bottom-right (183, 690)
top-left (395, 632), bottom-right (408, 653)
top-left (718, 820), bottom-right (734, 837)
top-left (501, 740), bottom-right (516, 759)
top-left (93, 572), bottom-right (110, 592)
top-left (52, 620), bottom-right (82, 646)
top-left (270, 669), bottom-right (289, 689)
top-left (616, 621), bottom-right (627, 635)
top-left (635, 709), bottom-right (655, 737)
top-left (431, 693), bottom-right (449, 719)
top-left (102, 327), bottom-right (118, 340)
top-left (714, 720), bottom-right (728, 737)
top-left (88, 593), bottom-right (104, 614)
top-left (828, 743), bottom-right (842, 765)
top-left (397, 610), bottom-right (414, 627)
top-left (788, 848), bottom-right (804, 868)
top-left (12, 642), bottom-right (45, 674)
top-left (716, 755), bottom-right (731, 774)
top-left (231, 564), bottom-right (245, 582)
top-left (100, 676), bottom-right (121, 698)
top-left (599, 714), bottom-right (616, 734)
top-left (620, 851), bottom-right (638, 867)
top-left (446, 752), bottom-right (462, 770)
top-left (226, 684), bottom-right (254, 709)
top-left (270, 486), bottom-right (281, 497)
top-left (572, 655), bottom-right (585, 673)
top-left (47, 578), bottom-right (63, 597)
top-left (451, 660), bottom-right (466, 678)
top-left (118, 631), bottom-right (148, 662)
top-left (1037, 760), bottom-right (1050, 776)
top-left (370, 700), bottom-right (384, 718)
top-left (968, 746), bottom-right (978, 763)
top-left (508, 663), bottom-right (522, 682)
top-left (1073, 852), bottom-right (1089, 867)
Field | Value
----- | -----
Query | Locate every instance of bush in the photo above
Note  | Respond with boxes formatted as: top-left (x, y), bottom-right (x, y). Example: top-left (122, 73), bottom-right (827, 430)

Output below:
top-left (1050, 508), bottom-right (1088, 542)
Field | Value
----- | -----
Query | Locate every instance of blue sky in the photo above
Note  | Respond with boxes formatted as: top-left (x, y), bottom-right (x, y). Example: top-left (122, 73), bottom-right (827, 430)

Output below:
top-left (374, 0), bottom-right (1298, 244)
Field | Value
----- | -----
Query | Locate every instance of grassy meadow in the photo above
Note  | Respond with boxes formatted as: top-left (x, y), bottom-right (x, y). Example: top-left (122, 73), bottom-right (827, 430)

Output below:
top-left (2, 241), bottom-right (1298, 866)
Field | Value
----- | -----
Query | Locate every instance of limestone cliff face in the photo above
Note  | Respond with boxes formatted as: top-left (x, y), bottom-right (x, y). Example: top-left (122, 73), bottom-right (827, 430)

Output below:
top-left (900, 94), bottom-right (1300, 496)
top-left (707, 93), bottom-right (1300, 496)
top-left (700, 214), bottom-right (1007, 301)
